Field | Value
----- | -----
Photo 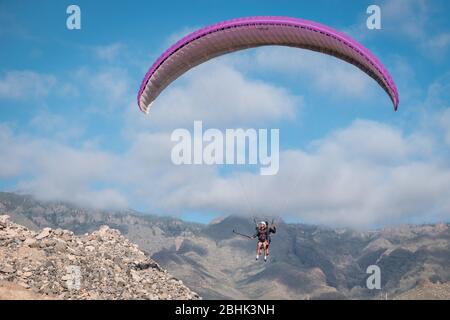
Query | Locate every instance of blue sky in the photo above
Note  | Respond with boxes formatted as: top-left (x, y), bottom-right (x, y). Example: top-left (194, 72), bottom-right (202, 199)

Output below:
top-left (1, 0), bottom-right (450, 227)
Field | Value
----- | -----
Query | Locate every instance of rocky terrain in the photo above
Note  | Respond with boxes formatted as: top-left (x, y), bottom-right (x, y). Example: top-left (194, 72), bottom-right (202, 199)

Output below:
top-left (393, 278), bottom-right (450, 300)
top-left (1, 192), bottom-right (449, 300)
top-left (0, 214), bottom-right (199, 300)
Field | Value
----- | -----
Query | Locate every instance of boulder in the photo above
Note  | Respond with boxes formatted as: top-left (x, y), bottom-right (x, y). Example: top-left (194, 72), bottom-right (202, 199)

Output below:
top-left (36, 228), bottom-right (52, 240)
top-left (0, 215), bottom-right (10, 229)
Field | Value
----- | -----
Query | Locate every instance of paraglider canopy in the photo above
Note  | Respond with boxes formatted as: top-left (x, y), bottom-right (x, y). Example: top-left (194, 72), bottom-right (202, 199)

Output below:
top-left (138, 16), bottom-right (399, 113)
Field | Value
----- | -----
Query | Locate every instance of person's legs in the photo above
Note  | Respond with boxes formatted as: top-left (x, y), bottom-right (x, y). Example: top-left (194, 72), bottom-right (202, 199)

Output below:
top-left (263, 241), bottom-right (269, 261)
top-left (256, 242), bottom-right (262, 260)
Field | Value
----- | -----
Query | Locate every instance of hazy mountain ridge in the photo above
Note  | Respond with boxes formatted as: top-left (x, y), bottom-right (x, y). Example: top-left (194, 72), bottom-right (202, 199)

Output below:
top-left (0, 192), bottom-right (202, 255)
top-left (1, 192), bottom-right (449, 300)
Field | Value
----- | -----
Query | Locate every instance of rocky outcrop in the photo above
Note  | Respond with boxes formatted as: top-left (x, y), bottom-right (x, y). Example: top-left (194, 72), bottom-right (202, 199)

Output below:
top-left (0, 215), bottom-right (200, 300)
top-left (394, 279), bottom-right (450, 300)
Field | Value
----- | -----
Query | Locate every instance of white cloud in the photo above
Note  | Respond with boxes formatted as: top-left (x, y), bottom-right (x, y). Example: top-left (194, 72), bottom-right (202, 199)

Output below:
top-left (29, 111), bottom-right (84, 141)
top-left (90, 70), bottom-right (129, 101)
top-left (382, 0), bottom-right (450, 59)
top-left (426, 33), bottom-right (450, 52)
top-left (164, 26), bottom-right (199, 47)
top-left (416, 74), bottom-right (450, 147)
top-left (128, 60), bottom-right (300, 130)
top-left (0, 127), bottom-right (127, 210)
top-left (153, 119), bottom-right (450, 228)
top-left (424, 74), bottom-right (450, 108)
top-left (74, 67), bottom-right (132, 112)
top-left (89, 69), bottom-right (129, 103)
top-left (0, 70), bottom-right (56, 100)
top-left (0, 125), bottom-right (26, 177)
top-left (2, 106), bottom-right (450, 227)
top-left (59, 83), bottom-right (79, 97)
top-left (119, 68), bottom-right (450, 225)
top-left (382, 0), bottom-right (428, 39)
top-left (94, 43), bottom-right (124, 62)
top-left (249, 47), bottom-right (377, 100)
top-left (344, 0), bottom-right (449, 61)
top-left (437, 109), bottom-right (450, 147)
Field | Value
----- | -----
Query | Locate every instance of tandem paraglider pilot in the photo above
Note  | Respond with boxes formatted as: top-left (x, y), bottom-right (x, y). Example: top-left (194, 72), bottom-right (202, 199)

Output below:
top-left (253, 221), bottom-right (276, 262)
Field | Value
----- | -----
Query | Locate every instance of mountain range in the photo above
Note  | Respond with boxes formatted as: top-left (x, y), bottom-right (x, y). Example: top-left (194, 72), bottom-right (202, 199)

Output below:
top-left (1, 191), bottom-right (449, 299)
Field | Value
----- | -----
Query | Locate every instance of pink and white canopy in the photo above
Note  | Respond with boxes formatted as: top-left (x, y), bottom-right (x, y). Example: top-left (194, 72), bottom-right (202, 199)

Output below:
top-left (138, 16), bottom-right (399, 113)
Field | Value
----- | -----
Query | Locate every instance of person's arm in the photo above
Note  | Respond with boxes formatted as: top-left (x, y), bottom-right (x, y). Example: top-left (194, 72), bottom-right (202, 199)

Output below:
top-left (270, 226), bottom-right (277, 234)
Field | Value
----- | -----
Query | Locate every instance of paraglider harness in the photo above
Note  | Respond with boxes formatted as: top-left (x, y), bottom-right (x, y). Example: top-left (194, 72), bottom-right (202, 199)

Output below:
top-left (232, 218), bottom-right (277, 262)
top-left (253, 220), bottom-right (276, 245)
top-left (232, 218), bottom-right (277, 242)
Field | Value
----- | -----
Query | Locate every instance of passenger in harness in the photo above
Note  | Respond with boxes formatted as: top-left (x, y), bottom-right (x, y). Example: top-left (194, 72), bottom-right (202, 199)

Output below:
top-left (253, 221), bottom-right (276, 262)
